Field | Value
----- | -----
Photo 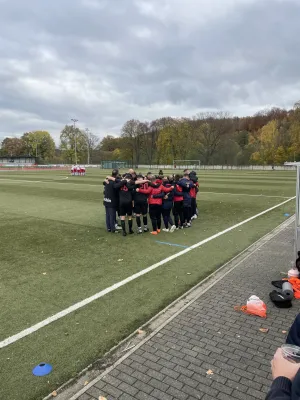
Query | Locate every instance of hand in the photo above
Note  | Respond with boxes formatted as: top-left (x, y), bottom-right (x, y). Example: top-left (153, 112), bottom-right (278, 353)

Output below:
top-left (271, 348), bottom-right (300, 381)
top-left (105, 179), bottom-right (109, 184)
top-left (136, 188), bottom-right (140, 192)
top-left (164, 195), bottom-right (168, 200)
top-left (171, 186), bottom-right (174, 189)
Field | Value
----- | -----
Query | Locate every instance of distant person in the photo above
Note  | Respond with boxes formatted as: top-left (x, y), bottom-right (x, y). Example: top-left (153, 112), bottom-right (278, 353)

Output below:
top-left (114, 174), bottom-right (135, 236)
top-left (103, 169), bottom-right (119, 233)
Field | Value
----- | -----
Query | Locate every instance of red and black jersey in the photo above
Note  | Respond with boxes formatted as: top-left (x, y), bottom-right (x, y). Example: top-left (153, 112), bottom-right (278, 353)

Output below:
top-left (114, 180), bottom-right (135, 204)
top-left (134, 182), bottom-right (148, 204)
top-left (173, 184), bottom-right (184, 202)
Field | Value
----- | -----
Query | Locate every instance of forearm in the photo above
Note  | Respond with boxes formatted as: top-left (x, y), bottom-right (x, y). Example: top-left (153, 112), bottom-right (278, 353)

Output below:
top-left (266, 377), bottom-right (292, 400)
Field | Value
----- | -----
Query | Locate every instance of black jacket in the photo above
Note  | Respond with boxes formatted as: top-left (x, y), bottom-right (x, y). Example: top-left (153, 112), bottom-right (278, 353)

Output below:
top-left (134, 182), bottom-right (149, 204)
top-left (103, 180), bottom-right (118, 208)
top-left (115, 180), bottom-right (135, 204)
top-left (266, 373), bottom-right (300, 400)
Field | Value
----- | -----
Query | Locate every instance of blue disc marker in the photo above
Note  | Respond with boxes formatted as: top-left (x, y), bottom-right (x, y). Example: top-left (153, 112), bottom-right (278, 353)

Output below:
top-left (284, 213), bottom-right (290, 217)
top-left (32, 363), bottom-right (53, 376)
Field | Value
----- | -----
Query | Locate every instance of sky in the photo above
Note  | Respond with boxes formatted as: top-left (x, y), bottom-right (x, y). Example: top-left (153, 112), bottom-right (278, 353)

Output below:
top-left (1, 0), bottom-right (300, 144)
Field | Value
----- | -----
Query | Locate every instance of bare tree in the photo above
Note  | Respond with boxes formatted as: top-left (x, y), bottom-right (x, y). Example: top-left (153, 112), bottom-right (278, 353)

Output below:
top-left (194, 111), bottom-right (233, 164)
top-left (121, 119), bottom-right (142, 166)
top-left (83, 128), bottom-right (100, 164)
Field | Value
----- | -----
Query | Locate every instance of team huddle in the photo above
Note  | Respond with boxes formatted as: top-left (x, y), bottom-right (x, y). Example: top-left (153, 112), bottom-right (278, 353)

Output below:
top-left (103, 169), bottom-right (199, 236)
top-left (71, 165), bottom-right (86, 176)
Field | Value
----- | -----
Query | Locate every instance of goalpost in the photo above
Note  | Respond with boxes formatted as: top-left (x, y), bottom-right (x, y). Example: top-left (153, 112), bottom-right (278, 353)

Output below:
top-left (173, 160), bottom-right (201, 170)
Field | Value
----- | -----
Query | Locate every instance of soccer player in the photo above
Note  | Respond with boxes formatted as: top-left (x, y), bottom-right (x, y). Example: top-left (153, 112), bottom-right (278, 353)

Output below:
top-left (114, 174), bottom-right (135, 236)
top-left (71, 165), bottom-right (76, 176)
top-left (189, 171), bottom-right (198, 219)
top-left (103, 169), bottom-right (119, 233)
top-left (178, 171), bottom-right (194, 227)
top-left (160, 176), bottom-right (176, 232)
top-left (137, 176), bottom-right (174, 235)
top-left (134, 174), bottom-right (149, 234)
top-left (76, 165), bottom-right (81, 176)
top-left (173, 174), bottom-right (185, 229)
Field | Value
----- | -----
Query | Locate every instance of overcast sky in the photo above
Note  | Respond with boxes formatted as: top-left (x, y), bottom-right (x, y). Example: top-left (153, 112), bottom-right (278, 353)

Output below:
top-left (1, 0), bottom-right (300, 143)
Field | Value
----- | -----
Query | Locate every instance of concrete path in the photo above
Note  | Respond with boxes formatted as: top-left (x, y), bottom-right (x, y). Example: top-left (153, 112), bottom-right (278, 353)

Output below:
top-left (66, 218), bottom-right (299, 400)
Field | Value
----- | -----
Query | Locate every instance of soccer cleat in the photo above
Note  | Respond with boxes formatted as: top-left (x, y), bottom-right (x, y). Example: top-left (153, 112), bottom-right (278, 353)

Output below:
top-left (144, 226), bottom-right (149, 232)
top-left (170, 225), bottom-right (176, 233)
top-left (107, 230), bottom-right (111, 233)
top-left (129, 230), bottom-right (134, 235)
top-left (187, 223), bottom-right (191, 227)
top-left (150, 231), bottom-right (158, 235)
top-left (162, 228), bottom-right (169, 233)
top-left (115, 224), bottom-right (122, 230)
top-left (157, 229), bottom-right (161, 233)
top-left (112, 230), bottom-right (119, 234)
top-left (193, 214), bottom-right (198, 219)
top-left (122, 231), bottom-right (127, 237)
top-left (137, 229), bottom-right (143, 234)
top-left (179, 226), bottom-right (184, 230)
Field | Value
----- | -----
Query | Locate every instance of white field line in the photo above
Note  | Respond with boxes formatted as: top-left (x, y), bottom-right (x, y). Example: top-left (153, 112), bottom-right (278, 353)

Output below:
top-left (200, 191), bottom-right (291, 199)
top-left (0, 196), bottom-right (295, 349)
top-left (0, 178), bottom-right (293, 198)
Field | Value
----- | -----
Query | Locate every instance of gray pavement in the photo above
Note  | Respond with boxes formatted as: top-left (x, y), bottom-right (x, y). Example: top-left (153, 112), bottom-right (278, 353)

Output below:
top-left (69, 219), bottom-right (300, 400)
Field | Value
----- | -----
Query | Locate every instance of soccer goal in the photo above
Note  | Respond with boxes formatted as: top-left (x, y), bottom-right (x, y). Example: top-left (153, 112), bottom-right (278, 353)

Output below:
top-left (173, 160), bottom-right (201, 170)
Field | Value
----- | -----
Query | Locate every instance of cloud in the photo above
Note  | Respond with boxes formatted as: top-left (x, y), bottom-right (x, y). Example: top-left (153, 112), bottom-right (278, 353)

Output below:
top-left (0, 0), bottom-right (300, 144)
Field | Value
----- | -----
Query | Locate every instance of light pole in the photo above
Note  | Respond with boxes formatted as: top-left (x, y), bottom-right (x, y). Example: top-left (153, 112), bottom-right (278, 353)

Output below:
top-left (71, 118), bottom-right (78, 164)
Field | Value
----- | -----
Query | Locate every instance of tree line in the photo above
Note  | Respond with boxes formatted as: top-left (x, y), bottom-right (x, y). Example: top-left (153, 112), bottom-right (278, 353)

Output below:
top-left (1, 104), bottom-right (300, 165)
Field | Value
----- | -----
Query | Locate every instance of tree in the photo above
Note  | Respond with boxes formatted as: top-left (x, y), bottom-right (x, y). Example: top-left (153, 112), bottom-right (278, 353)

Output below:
top-left (82, 129), bottom-right (100, 164)
top-left (1, 138), bottom-right (24, 156)
top-left (21, 131), bottom-right (55, 161)
top-left (60, 125), bottom-right (87, 163)
top-left (121, 119), bottom-right (142, 165)
top-left (193, 112), bottom-right (233, 164)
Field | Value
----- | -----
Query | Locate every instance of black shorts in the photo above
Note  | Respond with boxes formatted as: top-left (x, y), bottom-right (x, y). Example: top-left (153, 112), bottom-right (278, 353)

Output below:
top-left (119, 202), bottom-right (133, 216)
top-left (134, 202), bottom-right (148, 215)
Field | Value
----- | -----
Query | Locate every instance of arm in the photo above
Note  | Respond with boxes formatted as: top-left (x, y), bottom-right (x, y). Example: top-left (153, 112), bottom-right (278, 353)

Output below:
top-left (113, 180), bottom-right (126, 189)
top-left (135, 179), bottom-right (149, 185)
top-left (161, 185), bottom-right (174, 193)
top-left (152, 192), bottom-right (165, 199)
top-left (138, 187), bottom-right (152, 194)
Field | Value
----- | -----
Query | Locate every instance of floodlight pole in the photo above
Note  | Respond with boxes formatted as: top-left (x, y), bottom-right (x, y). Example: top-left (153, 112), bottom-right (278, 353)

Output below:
top-left (71, 118), bottom-right (78, 164)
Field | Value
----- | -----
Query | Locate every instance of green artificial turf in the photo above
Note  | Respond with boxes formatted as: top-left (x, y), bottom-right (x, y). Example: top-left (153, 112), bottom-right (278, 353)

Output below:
top-left (0, 169), bottom-right (296, 400)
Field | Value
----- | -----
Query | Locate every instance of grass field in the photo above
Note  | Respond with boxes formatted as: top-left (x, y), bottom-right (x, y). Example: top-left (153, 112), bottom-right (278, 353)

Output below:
top-left (0, 168), bottom-right (296, 400)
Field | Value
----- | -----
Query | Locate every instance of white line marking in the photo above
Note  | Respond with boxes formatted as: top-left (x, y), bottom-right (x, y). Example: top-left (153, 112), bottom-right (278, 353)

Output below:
top-left (0, 178), bottom-right (42, 183)
top-left (0, 178), bottom-right (293, 197)
top-left (200, 191), bottom-right (291, 199)
top-left (0, 196), bottom-right (295, 349)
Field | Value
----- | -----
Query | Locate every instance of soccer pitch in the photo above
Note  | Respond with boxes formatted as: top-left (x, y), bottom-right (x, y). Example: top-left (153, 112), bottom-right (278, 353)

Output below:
top-left (0, 169), bottom-right (296, 400)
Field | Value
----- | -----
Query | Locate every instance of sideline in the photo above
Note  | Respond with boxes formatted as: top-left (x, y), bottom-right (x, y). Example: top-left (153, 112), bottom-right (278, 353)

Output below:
top-left (0, 196), bottom-right (295, 349)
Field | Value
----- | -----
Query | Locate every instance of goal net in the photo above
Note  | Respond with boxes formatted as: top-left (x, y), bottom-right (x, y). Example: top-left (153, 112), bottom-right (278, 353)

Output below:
top-left (173, 160), bottom-right (201, 170)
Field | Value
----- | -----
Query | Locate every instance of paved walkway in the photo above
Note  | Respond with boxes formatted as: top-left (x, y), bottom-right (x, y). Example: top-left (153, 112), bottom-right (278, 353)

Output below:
top-left (68, 219), bottom-right (299, 400)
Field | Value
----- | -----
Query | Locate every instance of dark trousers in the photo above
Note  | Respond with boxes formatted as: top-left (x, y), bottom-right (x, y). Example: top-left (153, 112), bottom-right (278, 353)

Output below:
top-left (287, 313), bottom-right (300, 346)
top-left (191, 198), bottom-right (197, 216)
top-left (173, 201), bottom-right (184, 227)
top-left (162, 208), bottom-right (174, 229)
top-left (183, 206), bottom-right (192, 223)
top-left (149, 204), bottom-right (162, 231)
top-left (105, 206), bottom-right (116, 231)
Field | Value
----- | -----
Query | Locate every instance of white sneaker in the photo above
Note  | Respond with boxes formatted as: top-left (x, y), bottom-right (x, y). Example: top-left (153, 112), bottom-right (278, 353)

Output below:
top-left (193, 214), bottom-right (198, 219)
top-left (115, 224), bottom-right (122, 230)
top-left (162, 228), bottom-right (169, 233)
top-left (170, 225), bottom-right (176, 233)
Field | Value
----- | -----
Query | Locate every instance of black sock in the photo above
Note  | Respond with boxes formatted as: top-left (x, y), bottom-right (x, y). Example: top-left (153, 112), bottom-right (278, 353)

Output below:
top-left (121, 220), bottom-right (126, 232)
top-left (128, 219), bottom-right (133, 231)
top-left (143, 215), bottom-right (148, 226)
top-left (174, 215), bottom-right (179, 227)
top-left (157, 219), bottom-right (161, 230)
top-left (163, 215), bottom-right (169, 229)
top-left (136, 216), bottom-right (141, 228)
top-left (151, 219), bottom-right (157, 231)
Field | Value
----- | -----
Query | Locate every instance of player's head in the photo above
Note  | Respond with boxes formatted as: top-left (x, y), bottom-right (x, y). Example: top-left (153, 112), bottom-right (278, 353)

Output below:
top-left (174, 174), bottom-right (181, 182)
top-left (168, 175), bottom-right (174, 183)
top-left (112, 169), bottom-right (119, 177)
top-left (183, 168), bottom-right (190, 175)
top-left (124, 173), bottom-right (132, 180)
